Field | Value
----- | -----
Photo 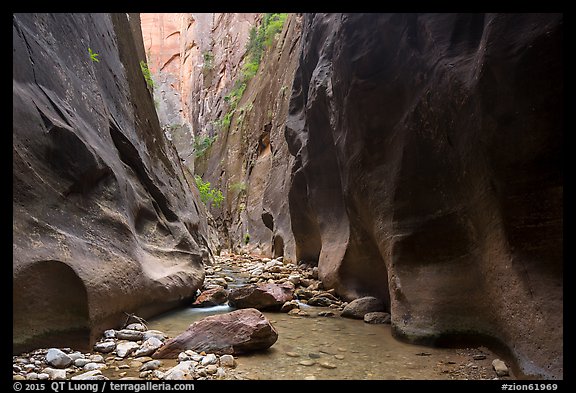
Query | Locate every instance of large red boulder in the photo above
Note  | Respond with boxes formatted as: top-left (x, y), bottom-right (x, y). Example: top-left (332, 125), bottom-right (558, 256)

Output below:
top-left (152, 308), bottom-right (278, 358)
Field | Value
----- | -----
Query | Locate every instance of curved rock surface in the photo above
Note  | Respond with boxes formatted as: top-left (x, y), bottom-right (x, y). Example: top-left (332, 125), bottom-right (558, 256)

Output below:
top-left (284, 13), bottom-right (563, 378)
top-left (152, 308), bottom-right (278, 357)
top-left (13, 13), bottom-right (213, 353)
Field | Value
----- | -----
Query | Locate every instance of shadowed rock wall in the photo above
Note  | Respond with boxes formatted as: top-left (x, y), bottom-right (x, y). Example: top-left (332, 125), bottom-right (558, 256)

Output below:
top-left (285, 13), bottom-right (563, 379)
top-left (13, 13), bottom-right (212, 353)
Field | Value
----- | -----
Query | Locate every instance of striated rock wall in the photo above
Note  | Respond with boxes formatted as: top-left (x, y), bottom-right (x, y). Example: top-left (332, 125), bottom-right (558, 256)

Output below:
top-left (13, 13), bottom-right (212, 353)
top-left (285, 13), bottom-right (563, 379)
top-left (141, 13), bottom-right (259, 172)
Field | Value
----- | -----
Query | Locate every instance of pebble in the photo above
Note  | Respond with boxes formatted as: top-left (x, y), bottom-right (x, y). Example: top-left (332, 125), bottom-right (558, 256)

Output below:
top-left (94, 341), bottom-right (116, 353)
top-left (74, 358), bottom-right (92, 367)
top-left (140, 360), bottom-right (163, 371)
top-left (318, 311), bottom-right (336, 317)
top-left (473, 354), bottom-right (486, 360)
top-left (42, 367), bottom-right (67, 380)
top-left (308, 353), bottom-right (321, 359)
top-left (26, 372), bottom-right (39, 380)
top-left (492, 359), bottom-right (509, 377)
top-left (219, 354), bottom-right (236, 368)
top-left (103, 329), bottom-right (116, 339)
top-left (83, 362), bottom-right (107, 371)
top-left (285, 352), bottom-right (300, 358)
top-left (304, 375), bottom-right (317, 380)
top-left (298, 360), bottom-right (316, 366)
top-left (89, 354), bottom-right (105, 363)
top-left (71, 370), bottom-right (103, 380)
top-left (319, 362), bottom-right (337, 369)
top-left (334, 354), bottom-right (345, 360)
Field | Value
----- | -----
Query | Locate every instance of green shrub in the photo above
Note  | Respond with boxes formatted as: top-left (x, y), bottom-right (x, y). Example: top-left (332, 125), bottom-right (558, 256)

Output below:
top-left (194, 135), bottom-right (217, 158)
top-left (194, 175), bottom-right (224, 208)
top-left (88, 47), bottom-right (99, 62)
top-left (202, 51), bottom-right (215, 73)
top-left (139, 61), bottom-right (154, 89)
top-left (264, 13), bottom-right (287, 46)
top-left (244, 233), bottom-right (251, 245)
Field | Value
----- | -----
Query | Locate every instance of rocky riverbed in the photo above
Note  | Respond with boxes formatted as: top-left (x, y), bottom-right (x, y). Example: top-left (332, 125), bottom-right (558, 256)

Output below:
top-left (13, 252), bottom-right (515, 381)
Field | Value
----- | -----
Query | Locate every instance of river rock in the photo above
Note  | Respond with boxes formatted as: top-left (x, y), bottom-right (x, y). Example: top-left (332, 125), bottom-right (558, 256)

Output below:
top-left (71, 370), bottom-right (105, 380)
top-left (153, 308), bottom-right (278, 357)
top-left (89, 354), bottom-right (105, 363)
top-left (211, 277), bottom-right (229, 288)
top-left (192, 287), bottom-right (228, 307)
top-left (281, 300), bottom-right (299, 312)
top-left (74, 358), bottom-right (92, 367)
top-left (143, 330), bottom-right (168, 341)
top-left (42, 367), bottom-right (66, 380)
top-left (492, 359), bottom-right (509, 377)
top-left (116, 341), bottom-right (140, 358)
top-left (228, 282), bottom-right (294, 310)
top-left (163, 361), bottom-right (195, 380)
top-left (219, 354), bottom-right (236, 368)
top-left (341, 297), bottom-right (386, 319)
top-left (125, 323), bottom-right (147, 331)
top-left (133, 337), bottom-right (164, 357)
top-left (363, 312), bottom-right (391, 324)
top-left (201, 353), bottom-right (218, 366)
top-left (103, 329), bottom-right (116, 339)
top-left (116, 329), bottom-right (144, 341)
top-left (94, 341), bottom-right (116, 353)
top-left (140, 360), bottom-right (163, 371)
top-left (45, 348), bottom-right (72, 368)
top-left (26, 372), bottom-right (38, 380)
top-left (307, 296), bottom-right (332, 307)
top-left (83, 362), bottom-right (107, 371)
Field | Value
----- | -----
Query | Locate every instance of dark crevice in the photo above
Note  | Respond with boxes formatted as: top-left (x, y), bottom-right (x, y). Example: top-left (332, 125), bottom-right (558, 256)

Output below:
top-left (108, 119), bottom-right (179, 222)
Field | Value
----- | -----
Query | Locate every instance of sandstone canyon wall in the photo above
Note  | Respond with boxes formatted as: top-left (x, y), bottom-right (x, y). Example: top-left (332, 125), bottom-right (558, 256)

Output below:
top-left (284, 13), bottom-right (562, 379)
top-left (142, 13), bottom-right (302, 255)
top-left (13, 13), bottom-right (213, 353)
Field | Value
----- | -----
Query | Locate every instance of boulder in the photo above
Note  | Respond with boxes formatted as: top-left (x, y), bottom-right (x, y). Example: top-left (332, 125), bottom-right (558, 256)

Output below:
top-left (341, 297), bottom-right (386, 319)
top-left (192, 287), bottom-right (228, 307)
top-left (153, 308), bottom-right (278, 357)
top-left (228, 282), bottom-right (294, 310)
top-left (45, 348), bottom-right (72, 369)
top-left (363, 312), bottom-right (391, 324)
top-left (116, 341), bottom-right (140, 358)
top-left (133, 337), bottom-right (164, 357)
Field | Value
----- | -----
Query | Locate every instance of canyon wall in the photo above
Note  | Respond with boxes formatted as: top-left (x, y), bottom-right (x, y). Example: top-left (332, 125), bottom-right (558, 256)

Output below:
top-left (285, 13), bottom-right (563, 379)
top-left (141, 12), bottom-right (562, 378)
top-left (13, 13), bottom-right (213, 353)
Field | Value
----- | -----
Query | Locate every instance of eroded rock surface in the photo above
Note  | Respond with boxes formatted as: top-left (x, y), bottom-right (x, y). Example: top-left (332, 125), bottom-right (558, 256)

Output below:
top-left (284, 13), bottom-right (563, 379)
top-left (13, 13), bottom-right (213, 353)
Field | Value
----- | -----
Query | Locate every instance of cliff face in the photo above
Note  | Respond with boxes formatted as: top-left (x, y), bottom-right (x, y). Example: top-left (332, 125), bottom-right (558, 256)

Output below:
top-left (141, 13), bottom-right (259, 172)
top-left (13, 13), bottom-right (211, 353)
top-left (142, 13), bottom-right (301, 254)
top-left (285, 13), bottom-right (563, 378)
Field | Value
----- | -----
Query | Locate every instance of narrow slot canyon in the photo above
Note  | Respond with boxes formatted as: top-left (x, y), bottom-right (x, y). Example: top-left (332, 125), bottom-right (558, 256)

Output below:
top-left (13, 13), bottom-right (563, 383)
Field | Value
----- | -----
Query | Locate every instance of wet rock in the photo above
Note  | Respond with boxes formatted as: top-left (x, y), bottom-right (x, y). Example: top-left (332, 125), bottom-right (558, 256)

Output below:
top-left (294, 288), bottom-right (315, 300)
top-left (363, 312), bottom-right (391, 324)
top-left (211, 278), bottom-right (229, 288)
top-left (219, 354), bottom-right (236, 368)
top-left (94, 341), bottom-right (116, 353)
top-left (228, 282), bottom-right (294, 310)
top-left (45, 348), bottom-right (72, 368)
top-left (116, 342), bottom-right (140, 358)
top-left (492, 359), bottom-right (509, 377)
top-left (281, 300), bottom-right (299, 313)
top-left (116, 329), bottom-right (144, 341)
top-left (192, 287), bottom-right (228, 307)
top-left (341, 297), bottom-right (386, 319)
top-left (307, 296), bottom-right (332, 307)
top-left (153, 308), bottom-right (278, 357)
top-left (133, 337), bottom-right (164, 357)
top-left (318, 311), bottom-right (336, 317)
